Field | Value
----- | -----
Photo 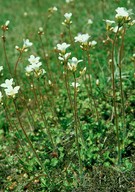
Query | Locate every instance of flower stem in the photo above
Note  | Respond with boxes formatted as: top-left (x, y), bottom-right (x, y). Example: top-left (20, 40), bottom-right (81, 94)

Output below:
top-left (13, 100), bottom-right (45, 171)
top-left (111, 28), bottom-right (121, 165)
top-left (118, 27), bottom-right (126, 146)
top-left (73, 72), bottom-right (83, 178)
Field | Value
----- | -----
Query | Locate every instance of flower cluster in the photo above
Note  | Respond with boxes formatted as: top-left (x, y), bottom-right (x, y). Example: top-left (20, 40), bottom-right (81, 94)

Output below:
top-left (115, 7), bottom-right (133, 23)
top-left (62, 13), bottom-right (72, 27)
top-left (74, 33), bottom-right (97, 50)
top-left (104, 7), bottom-right (134, 32)
top-left (1, 78), bottom-right (20, 98)
top-left (57, 42), bottom-right (71, 63)
top-left (74, 33), bottom-right (90, 45)
top-left (25, 55), bottom-right (45, 77)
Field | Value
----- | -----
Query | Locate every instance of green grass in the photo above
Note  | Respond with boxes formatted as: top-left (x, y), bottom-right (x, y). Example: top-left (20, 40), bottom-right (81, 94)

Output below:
top-left (0, 0), bottom-right (135, 191)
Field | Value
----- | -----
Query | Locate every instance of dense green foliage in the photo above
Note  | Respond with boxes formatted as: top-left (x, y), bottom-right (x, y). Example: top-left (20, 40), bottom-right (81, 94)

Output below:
top-left (0, 0), bottom-right (135, 191)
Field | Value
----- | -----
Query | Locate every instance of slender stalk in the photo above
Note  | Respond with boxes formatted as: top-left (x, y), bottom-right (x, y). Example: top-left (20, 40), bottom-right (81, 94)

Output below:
top-left (73, 72), bottom-right (82, 178)
top-left (2, 32), bottom-right (12, 75)
top-left (64, 64), bottom-right (73, 110)
top-left (86, 51), bottom-right (99, 121)
top-left (3, 101), bottom-right (27, 157)
top-left (118, 27), bottom-right (126, 142)
top-left (13, 100), bottom-right (45, 171)
top-left (38, 35), bottom-right (51, 76)
top-left (68, 25), bottom-right (75, 48)
top-left (14, 52), bottom-right (22, 76)
top-left (111, 28), bottom-right (121, 165)
top-left (30, 78), bottom-right (56, 151)
top-left (37, 78), bottom-right (59, 127)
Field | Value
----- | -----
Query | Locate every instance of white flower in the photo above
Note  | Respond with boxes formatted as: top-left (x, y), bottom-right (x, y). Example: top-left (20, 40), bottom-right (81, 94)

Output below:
top-left (1, 78), bottom-right (20, 98)
top-left (5, 86), bottom-right (20, 98)
top-left (104, 20), bottom-right (115, 25)
top-left (71, 82), bottom-right (80, 88)
top-left (25, 65), bottom-right (33, 74)
top-left (115, 7), bottom-right (132, 20)
top-left (56, 42), bottom-right (70, 53)
top-left (58, 52), bottom-right (71, 61)
top-left (96, 79), bottom-right (100, 86)
top-left (31, 62), bottom-right (42, 71)
top-left (129, 19), bottom-right (135, 26)
top-left (52, 7), bottom-right (57, 11)
top-left (1, 78), bottom-right (13, 88)
top-left (68, 57), bottom-right (83, 71)
top-left (64, 13), bottom-right (72, 20)
top-left (113, 26), bottom-right (123, 33)
top-left (89, 40), bottom-right (97, 47)
top-left (25, 62), bottom-right (42, 73)
top-left (23, 39), bottom-right (33, 48)
top-left (66, 0), bottom-right (73, 3)
top-left (88, 19), bottom-right (93, 25)
top-left (5, 20), bottom-right (10, 26)
top-left (28, 55), bottom-right (40, 64)
top-left (133, 53), bottom-right (135, 58)
top-left (0, 91), bottom-right (2, 103)
top-left (74, 33), bottom-right (90, 44)
top-left (26, 55), bottom-right (42, 75)
top-left (80, 67), bottom-right (86, 75)
top-left (0, 66), bottom-right (3, 72)
top-left (104, 19), bottom-right (115, 26)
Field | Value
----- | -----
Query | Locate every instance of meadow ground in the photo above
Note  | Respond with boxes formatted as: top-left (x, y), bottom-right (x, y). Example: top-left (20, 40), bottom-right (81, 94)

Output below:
top-left (0, 0), bottom-right (135, 191)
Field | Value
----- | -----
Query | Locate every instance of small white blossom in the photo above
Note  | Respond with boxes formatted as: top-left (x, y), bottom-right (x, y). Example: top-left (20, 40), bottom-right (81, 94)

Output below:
top-left (56, 42), bottom-right (70, 53)
top-left (64, 13), bottom-right (72, 21)
top-left (115, 7), bottom-right (133, 20)
top-left (25, 65), bottom-right (33, 74)
top-left (48, 80), bottom-right (52, 85)
top-left (58, 52), bottom-right (71, 61)
top-left (52, 7), bottom-right (57, 11)
top-left (80, 67), bottom-right (86, 75)
top-left (25, 55), bottom-right (44, 77)
top-left (5, 86), bottom-right (20, 98)
top-left (28, 55), bottom-right (40, 64)
top-left (104, 20), bottom-right (115, 26)
top-left (30, 62), bottom-right (42, 71)
top-left (5, 20), bottom-right (10, 26)
top-left (68, 57), bottom-right (83, 72)
top-left (71, 82), bottom-right (80, 88)
top-left (129, 19), bottom-right (135, 26)
top-left (88, 19), bottom-right (93, 25)
top-left (89, 40), bottom-right (97, 47)
top-left (25, 62), bottom-right (42, 75)
top-left (113, 26), bottom-right (123, 33)
top-left (1, 78), bottom-right (13, 88)
top-left (74, 33), bottom-right (90, 44)
top-left (66, 0), bottom-right (73, 3)
top-left (1, 79), bottom-right (20, 98)
top-left (133, 53), bottom-right (135, 58)
top-left (96, 79), bottom-right (100, 86)
top-left (23, 39), bottom-right (33, 48)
